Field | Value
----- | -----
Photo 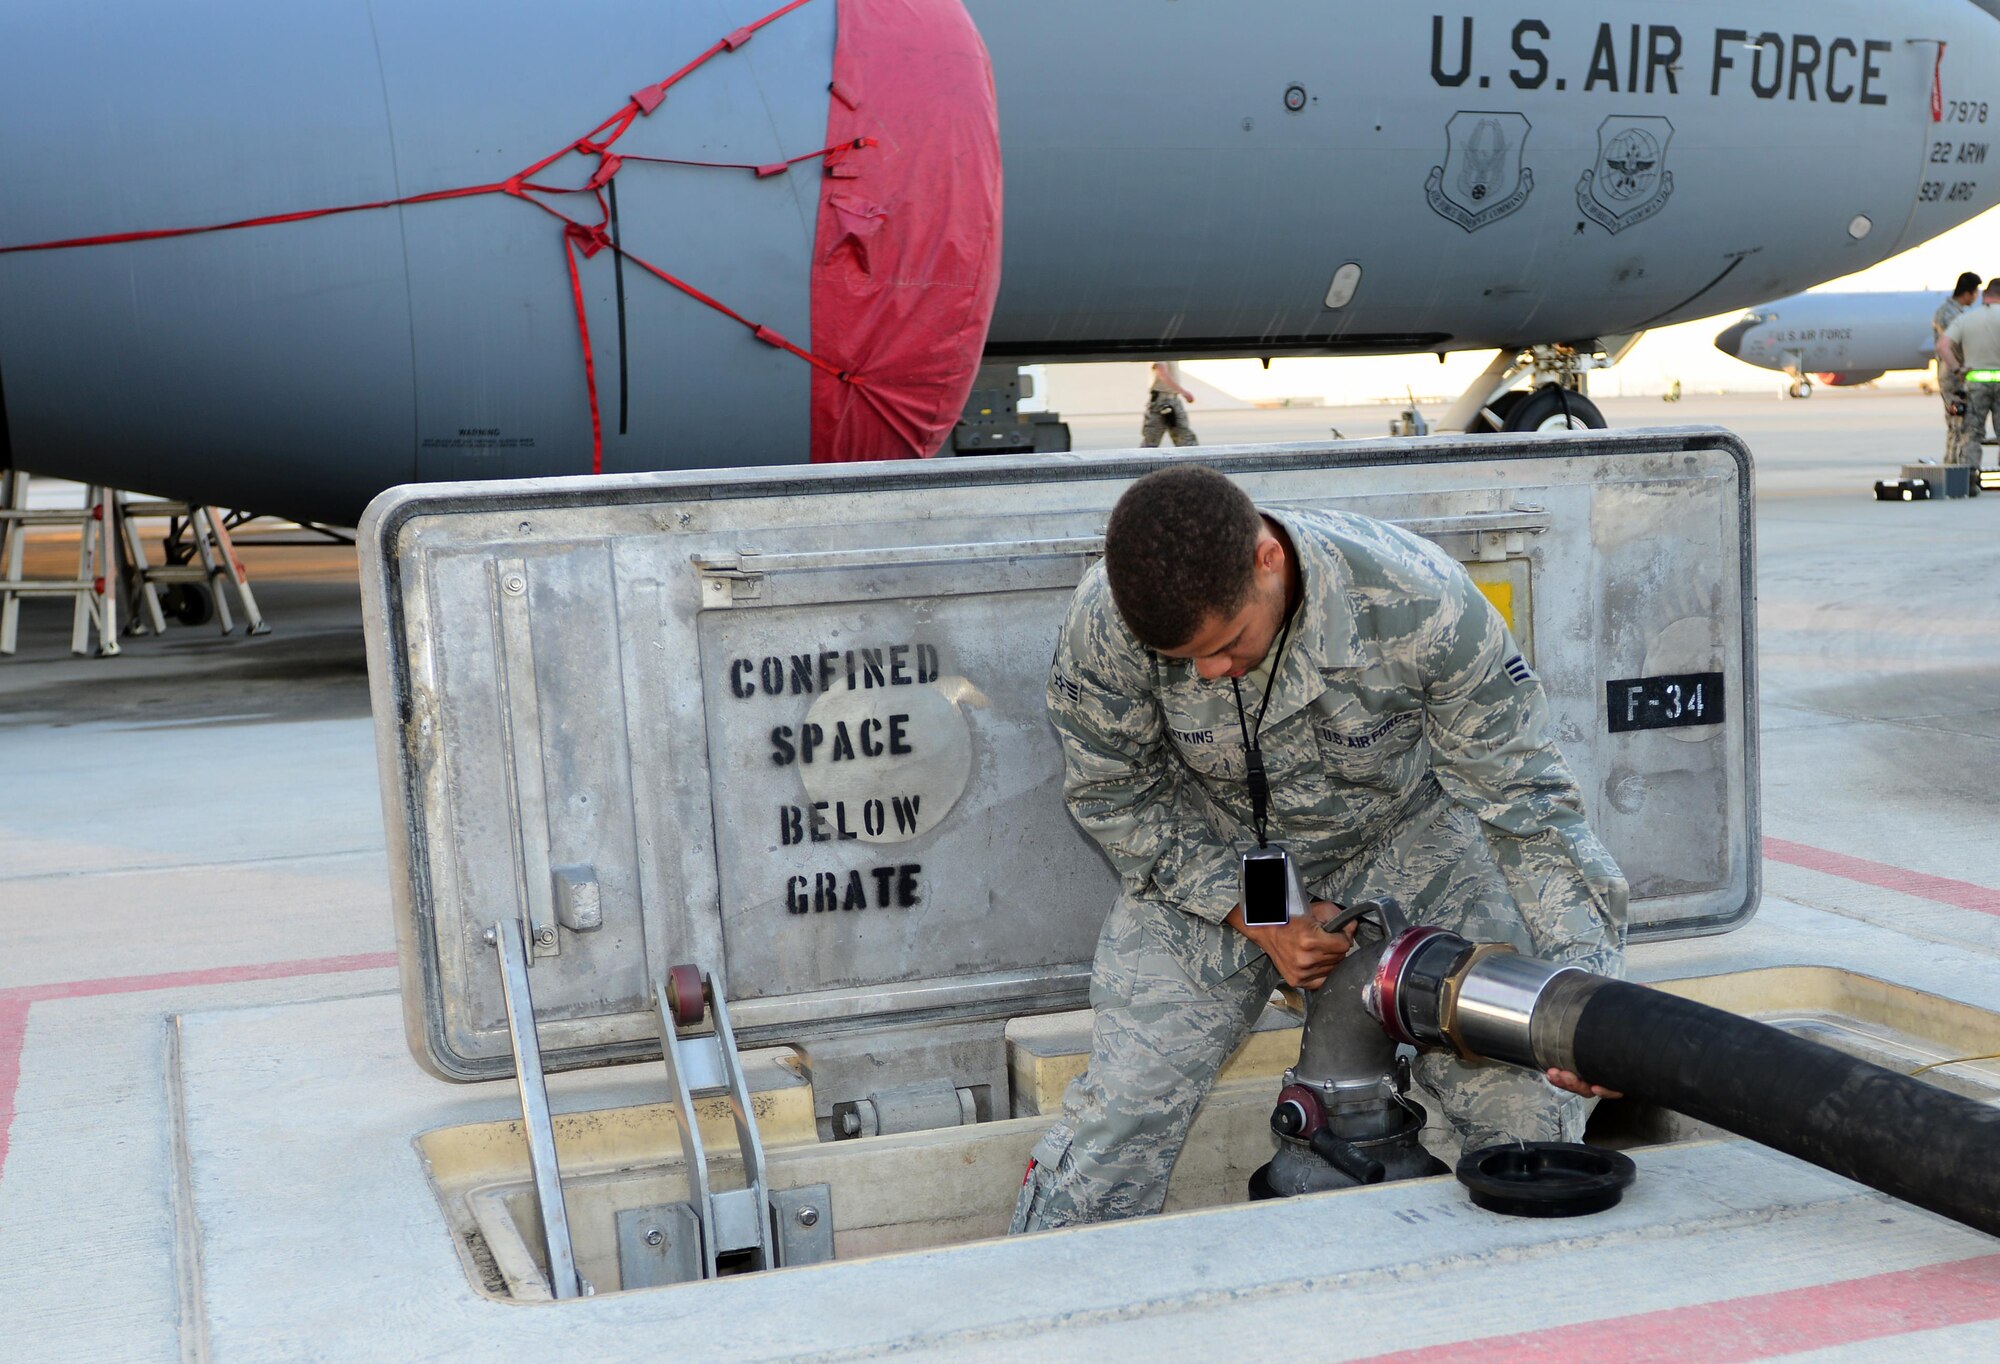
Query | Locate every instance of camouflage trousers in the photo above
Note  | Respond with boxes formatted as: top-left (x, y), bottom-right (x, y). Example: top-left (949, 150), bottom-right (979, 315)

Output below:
top-left (1012, 790), bottom-right (1622, 1233)
top-left (1954, 383), bottom-right (2000, 468)
top-left (1140, 392), bottom-right (1199, 447)
top-left (1942, 379), bottom-right (1978, 466)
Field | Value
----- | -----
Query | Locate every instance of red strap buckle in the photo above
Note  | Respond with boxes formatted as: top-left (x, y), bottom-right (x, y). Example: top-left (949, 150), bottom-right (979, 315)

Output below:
top-left (828, 78), bottom-right (859, 110)
top-left (631, 84), bottom-right (666, 116)
top-left (755, 163), bottom-right (788, 178)
top-left (585, 154), bottom-right (623, 191)
top-left (720, 25), bottom-right (754, 50)
top-left (752, 325), bottom-right (784, 348)
top-left (822, 137), bottom-right (875, 176)
top-left (565, 222), bottom-right (613, 259)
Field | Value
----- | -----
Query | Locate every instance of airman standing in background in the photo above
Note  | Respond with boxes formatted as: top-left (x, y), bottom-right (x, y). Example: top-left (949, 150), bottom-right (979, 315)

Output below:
top-left (1939, 277), bottom-right (2000, 480)
top-left (1934, 272), bottom-right (1981, 467)
top-left (1140, 361), bottom-right (1201, 448)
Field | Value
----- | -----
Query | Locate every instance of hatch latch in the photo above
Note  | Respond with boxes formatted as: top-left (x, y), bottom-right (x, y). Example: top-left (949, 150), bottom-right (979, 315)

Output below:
top-left (694, 550), bottom-right (766, 608)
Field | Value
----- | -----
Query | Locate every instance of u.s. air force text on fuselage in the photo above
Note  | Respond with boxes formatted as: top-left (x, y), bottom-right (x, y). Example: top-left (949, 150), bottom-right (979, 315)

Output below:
top-left (1432, 16), bottom-right (1895, 104)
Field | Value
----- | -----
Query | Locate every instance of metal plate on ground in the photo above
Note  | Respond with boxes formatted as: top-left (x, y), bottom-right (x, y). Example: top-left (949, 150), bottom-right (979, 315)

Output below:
top-left (360, 431), bottom-right (1758, 1080)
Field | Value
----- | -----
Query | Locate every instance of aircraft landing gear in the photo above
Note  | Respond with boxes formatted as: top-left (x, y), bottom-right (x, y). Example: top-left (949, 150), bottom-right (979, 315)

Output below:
top-left (1444, 336), bottom-right (1637, 434)
top-left (161, 582), bottom-right (213, 627)
top-left (1505, 384), bottom-right (1606, 432)
top-left (1466, 383), bottom-right (1607, 433)
top-left (1787, 377), bottom-right (1814, 400)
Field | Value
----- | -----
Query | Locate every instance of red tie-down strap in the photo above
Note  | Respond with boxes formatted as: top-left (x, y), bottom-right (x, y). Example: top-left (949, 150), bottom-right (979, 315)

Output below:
top-left (0, 0), bottom-right (864, 477)
top-left (1934, 42), bottom-right (1948, 123)
top-left (0, 180), bottom-right (509, 256)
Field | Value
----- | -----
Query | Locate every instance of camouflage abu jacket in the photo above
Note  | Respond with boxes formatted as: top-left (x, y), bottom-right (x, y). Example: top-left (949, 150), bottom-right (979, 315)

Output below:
top-left (1046, 506), bottom-right (1627, 951)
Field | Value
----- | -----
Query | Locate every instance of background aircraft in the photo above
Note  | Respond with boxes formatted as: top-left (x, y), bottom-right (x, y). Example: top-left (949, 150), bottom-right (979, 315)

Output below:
top-left (4, 0), bottom-right (2000, 524)
top-left (1714, 290), bottom-right (1958, 396)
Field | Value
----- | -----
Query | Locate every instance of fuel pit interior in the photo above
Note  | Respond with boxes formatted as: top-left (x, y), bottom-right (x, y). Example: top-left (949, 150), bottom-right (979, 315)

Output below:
top-left (415, 965), bottom-right (2000, 1300)
top-left (359, 432), bottom-right (1785, 1300)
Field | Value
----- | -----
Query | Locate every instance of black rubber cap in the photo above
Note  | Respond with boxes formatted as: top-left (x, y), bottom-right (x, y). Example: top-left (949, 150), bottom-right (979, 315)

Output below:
top-left (1455, 1142), bottom-right (1636, 1218)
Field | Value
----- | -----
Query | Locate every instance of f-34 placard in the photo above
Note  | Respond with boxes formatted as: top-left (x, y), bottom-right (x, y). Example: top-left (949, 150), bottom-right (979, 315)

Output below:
top-left (1606, 672), bottom-right (1725, 733)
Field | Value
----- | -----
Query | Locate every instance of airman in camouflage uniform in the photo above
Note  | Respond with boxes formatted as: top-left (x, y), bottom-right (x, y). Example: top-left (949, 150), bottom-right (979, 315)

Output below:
top-left (1140, 360), bottom-right (1200, 448)
top-left (1933, 280), bottom-right (1977, 467)
top-left (1014, 493), bottom-right (1626, 1232)
top-left (1942, 282), bottom-right (2000, 477)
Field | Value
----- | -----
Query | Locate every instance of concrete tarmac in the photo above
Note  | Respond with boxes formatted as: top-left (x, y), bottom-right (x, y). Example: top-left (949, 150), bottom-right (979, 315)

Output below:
top-left (1, 387), bottom-right (1996, 1359)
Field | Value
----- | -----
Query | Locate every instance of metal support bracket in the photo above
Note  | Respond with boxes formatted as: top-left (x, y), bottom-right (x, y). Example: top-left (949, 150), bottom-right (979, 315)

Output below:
top-left (615, 1183), bottom-right (834, 1290)
top-left (488, 949), bottom-right (826, 1293)
top-left (492, 558), bottom-right (559, 961)
top-left (615, 1202), bottom-right (704, 1290)
top-left (656, 966), bottom-right (775, 1278)
top-left (770, 1183), bottom-right (834, 1267)
top-left (488, 918), bottom-right (583, 1299)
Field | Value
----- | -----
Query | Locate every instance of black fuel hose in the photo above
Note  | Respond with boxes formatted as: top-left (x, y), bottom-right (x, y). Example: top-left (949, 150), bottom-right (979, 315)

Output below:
top-left (1533, 975), bottom-right (2000, 1238)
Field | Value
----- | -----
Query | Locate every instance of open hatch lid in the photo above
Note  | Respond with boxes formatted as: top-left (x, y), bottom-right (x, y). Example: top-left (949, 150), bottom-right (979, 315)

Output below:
top-left (360, 430), bottom-right (1758, 1081)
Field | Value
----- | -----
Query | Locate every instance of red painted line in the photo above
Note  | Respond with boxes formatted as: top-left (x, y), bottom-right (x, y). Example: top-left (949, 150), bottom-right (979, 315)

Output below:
top-left (0, 951), bottom-right (396, 1180)
top-left (1353, 1252), bottom-right (2000, 1363)
top-left (1765, 837), bottom-right (2000, 918)
top-left (0, 997), bottom-right (31, 1189)
top-left (0, 951), bottom-right (398, 1007)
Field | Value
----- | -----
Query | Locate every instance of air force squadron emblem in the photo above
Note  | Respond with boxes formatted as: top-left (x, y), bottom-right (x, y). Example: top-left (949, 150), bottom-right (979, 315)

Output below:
top-left (1578, 116), bottom-right (1675, 234)
top-left (1425, 112), bottom-right (1534, 233)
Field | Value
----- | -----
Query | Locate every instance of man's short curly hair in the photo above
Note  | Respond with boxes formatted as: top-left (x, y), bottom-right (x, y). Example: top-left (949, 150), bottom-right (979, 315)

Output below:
top-left (1104, 465), bottom-right (1262, 650)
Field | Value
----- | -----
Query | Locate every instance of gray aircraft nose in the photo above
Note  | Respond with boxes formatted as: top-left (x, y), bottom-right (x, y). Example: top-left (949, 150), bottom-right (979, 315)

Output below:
top-left (1714, 318), bottom-right (1755, 358)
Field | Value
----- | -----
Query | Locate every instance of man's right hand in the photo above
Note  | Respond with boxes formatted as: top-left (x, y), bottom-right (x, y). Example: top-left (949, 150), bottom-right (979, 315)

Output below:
top-left (1227, 900), bottom-right (1355, 990)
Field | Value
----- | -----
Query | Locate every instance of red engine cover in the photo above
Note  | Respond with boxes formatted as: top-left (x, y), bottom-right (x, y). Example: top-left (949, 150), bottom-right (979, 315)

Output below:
top-left (810, 0), bottom-right (1003, 461)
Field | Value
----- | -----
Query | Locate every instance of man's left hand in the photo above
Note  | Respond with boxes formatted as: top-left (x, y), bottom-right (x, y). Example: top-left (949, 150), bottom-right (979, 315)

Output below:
top-left (1546, 1068), bottom-right (1621, 1099)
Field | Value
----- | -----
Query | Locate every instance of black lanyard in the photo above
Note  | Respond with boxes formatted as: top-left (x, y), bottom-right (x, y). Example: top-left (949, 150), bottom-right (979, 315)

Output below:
top-left (1230, 601), bottom-right (1298, 849)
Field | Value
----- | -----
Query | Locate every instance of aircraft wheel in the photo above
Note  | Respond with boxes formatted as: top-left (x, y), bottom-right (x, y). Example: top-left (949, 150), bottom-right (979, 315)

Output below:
top-left (163, 583), bottom-right (213, 627)
top-left (1788, 379), bottom-right (1814, 399)
top-left (1470, 389), bottom-right (1529, 433)
top-left (1503, 385), bottom-right (1606, 432)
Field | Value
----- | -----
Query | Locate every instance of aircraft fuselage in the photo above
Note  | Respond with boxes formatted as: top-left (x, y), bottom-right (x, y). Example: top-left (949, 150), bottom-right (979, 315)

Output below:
top-left (2, 0), bottom-right (1998, 522)
top-left (1715, 290), bottom-right (1954, 382)
top-left (976, 0), bottom-right (2000, 359)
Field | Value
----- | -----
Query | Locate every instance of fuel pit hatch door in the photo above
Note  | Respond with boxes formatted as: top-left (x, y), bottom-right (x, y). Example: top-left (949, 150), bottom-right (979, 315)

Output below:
top-left (360, 428), bottom-right (1757, 1087)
